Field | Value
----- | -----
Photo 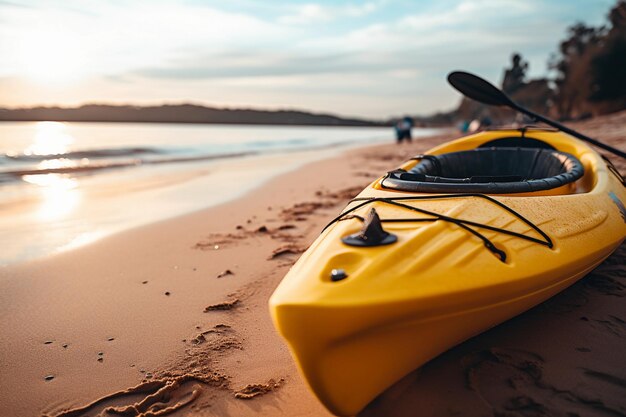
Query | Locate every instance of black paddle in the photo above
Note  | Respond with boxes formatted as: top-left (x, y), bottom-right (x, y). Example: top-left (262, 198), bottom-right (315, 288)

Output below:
top-left (447, 71), bottom-right (626, 160)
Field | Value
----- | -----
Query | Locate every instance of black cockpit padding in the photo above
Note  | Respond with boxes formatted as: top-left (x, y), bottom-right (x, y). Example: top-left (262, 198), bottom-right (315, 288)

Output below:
top-left (383, 147), bottom-right (584, 194)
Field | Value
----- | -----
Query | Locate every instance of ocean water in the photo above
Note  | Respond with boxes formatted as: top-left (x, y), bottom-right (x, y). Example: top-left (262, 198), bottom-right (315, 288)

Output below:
top-left (0, 121), bottom-right (442, 264)
top-left (0, 122), bottom-right (396, 179)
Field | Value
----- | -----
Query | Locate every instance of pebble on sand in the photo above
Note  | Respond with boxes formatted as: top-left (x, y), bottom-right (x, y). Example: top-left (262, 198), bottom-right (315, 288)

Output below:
top-left (217, 269), bottom-right (234, 278)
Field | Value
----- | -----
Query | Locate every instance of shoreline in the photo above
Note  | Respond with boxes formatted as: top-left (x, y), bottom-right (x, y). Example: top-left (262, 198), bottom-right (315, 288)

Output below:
top-left (1, 129), bottom-right (422, 266)
top-left (0, 146), bottom-right (346, 266)
top-left (1, 113), bottom-right (625, 417)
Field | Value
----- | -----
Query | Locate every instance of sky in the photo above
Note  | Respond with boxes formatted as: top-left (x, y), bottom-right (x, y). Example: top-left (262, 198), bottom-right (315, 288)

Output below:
top-left (0, 0), bottom-right (616, 119)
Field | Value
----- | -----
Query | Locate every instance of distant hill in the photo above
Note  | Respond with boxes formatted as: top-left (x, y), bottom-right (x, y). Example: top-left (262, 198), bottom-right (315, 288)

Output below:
top-left (0, 103), bottom-right (388, 127)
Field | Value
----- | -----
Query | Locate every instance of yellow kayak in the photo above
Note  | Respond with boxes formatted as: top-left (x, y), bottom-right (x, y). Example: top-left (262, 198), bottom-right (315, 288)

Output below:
top-left (269, 129), bottom-right (626, 416)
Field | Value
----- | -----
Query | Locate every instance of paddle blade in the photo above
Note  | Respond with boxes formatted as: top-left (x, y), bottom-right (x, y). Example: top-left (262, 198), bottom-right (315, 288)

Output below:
top-left (447, 71), bottom-right (513, 107)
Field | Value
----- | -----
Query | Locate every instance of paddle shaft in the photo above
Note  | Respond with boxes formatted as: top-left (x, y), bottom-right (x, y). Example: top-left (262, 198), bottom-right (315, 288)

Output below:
top-left (513, 103), bottom-right (626, 159)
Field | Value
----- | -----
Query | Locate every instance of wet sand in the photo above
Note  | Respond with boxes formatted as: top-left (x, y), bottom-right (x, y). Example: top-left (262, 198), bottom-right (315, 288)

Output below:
top-left (0, 146), bottom-right (347, 265)
top-left (0, 112), bottom-right (625, 417)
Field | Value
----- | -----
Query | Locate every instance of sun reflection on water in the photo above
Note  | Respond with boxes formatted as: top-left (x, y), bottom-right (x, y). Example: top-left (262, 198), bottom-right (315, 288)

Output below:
top-left (26, 121), bottom-right (74, 156)
top-left (34, 157), bottom-right (91, 174)
top-left (17, 122), bottom-right (83, 221)
top-left (22, 173), bottom-right (80, 221)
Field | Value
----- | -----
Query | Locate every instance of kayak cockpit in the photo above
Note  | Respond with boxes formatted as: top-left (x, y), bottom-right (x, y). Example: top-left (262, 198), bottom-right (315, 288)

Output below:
top-left (382, 146), bottom-right (584, 194)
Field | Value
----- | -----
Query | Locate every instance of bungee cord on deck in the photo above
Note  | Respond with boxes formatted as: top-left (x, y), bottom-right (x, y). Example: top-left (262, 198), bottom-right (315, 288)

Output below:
top-left (322, 193), bottom-right (553, 263)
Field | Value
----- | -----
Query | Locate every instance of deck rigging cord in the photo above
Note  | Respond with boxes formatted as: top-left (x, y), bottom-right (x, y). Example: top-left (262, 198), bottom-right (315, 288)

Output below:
top-left (602, 155), bottom-right (626, 186)
top-left (322, 193), bottom-right (553, 263)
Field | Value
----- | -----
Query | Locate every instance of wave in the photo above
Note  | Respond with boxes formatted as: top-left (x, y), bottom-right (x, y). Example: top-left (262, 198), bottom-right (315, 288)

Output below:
top-left (2, 146), bottom-right (161, 162)
top-left (0, 151), bottom-right (257, 181)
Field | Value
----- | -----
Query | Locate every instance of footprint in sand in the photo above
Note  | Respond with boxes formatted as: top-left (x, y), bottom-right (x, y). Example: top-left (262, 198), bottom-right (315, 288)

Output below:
top-left (587, 315), bottom-right (626, 337)
top-left (204, 299), bottom-right (240, 312)
top-left (47, 376), bottom-right (224, 417)
top-left (190, 324), bottom-right (242, 352)
top-left (268, 244), bottom-right (305, 260)
top-left (234, 378), bottom-right (284, 399)
top-left (462, 347), bottom-right (625, 416)
top-left (584, 271), bottom-right (626, 297)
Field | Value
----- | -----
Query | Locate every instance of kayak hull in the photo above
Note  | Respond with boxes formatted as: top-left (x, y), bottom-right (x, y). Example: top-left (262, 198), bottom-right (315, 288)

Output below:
top-left (269, 129), bottom-right (626, 416)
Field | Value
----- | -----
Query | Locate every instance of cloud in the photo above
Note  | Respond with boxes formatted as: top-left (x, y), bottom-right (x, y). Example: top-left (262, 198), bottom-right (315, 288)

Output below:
top-left (278, 4), bottom-right (330, 25)
top-left (277, 2), bottom-right (381, 25)
top-left (340, 0), bottom-right (539, 51)
top-left (135, 50), bottom-right (402, 80)
top-left (0, 1), bottom-right (285, 77)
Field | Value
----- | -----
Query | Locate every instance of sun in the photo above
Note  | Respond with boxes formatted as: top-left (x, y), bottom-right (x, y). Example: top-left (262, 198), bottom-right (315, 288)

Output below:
top-left (16, 30), bottom-right (87, 86)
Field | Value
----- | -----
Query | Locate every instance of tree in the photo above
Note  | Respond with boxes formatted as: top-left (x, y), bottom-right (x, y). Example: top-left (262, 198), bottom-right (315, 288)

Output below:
top-left (588, 1), bottom-right (626, 105)
top-left (550, 1), bottom-right (626, 117)
top-left (549, 23), bottom-right (604, 117)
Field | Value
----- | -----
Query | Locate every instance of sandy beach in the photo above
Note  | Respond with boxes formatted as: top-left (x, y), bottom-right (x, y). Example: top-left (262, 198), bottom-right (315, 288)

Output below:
top-left (1, 113), bottom-right (625, 417)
